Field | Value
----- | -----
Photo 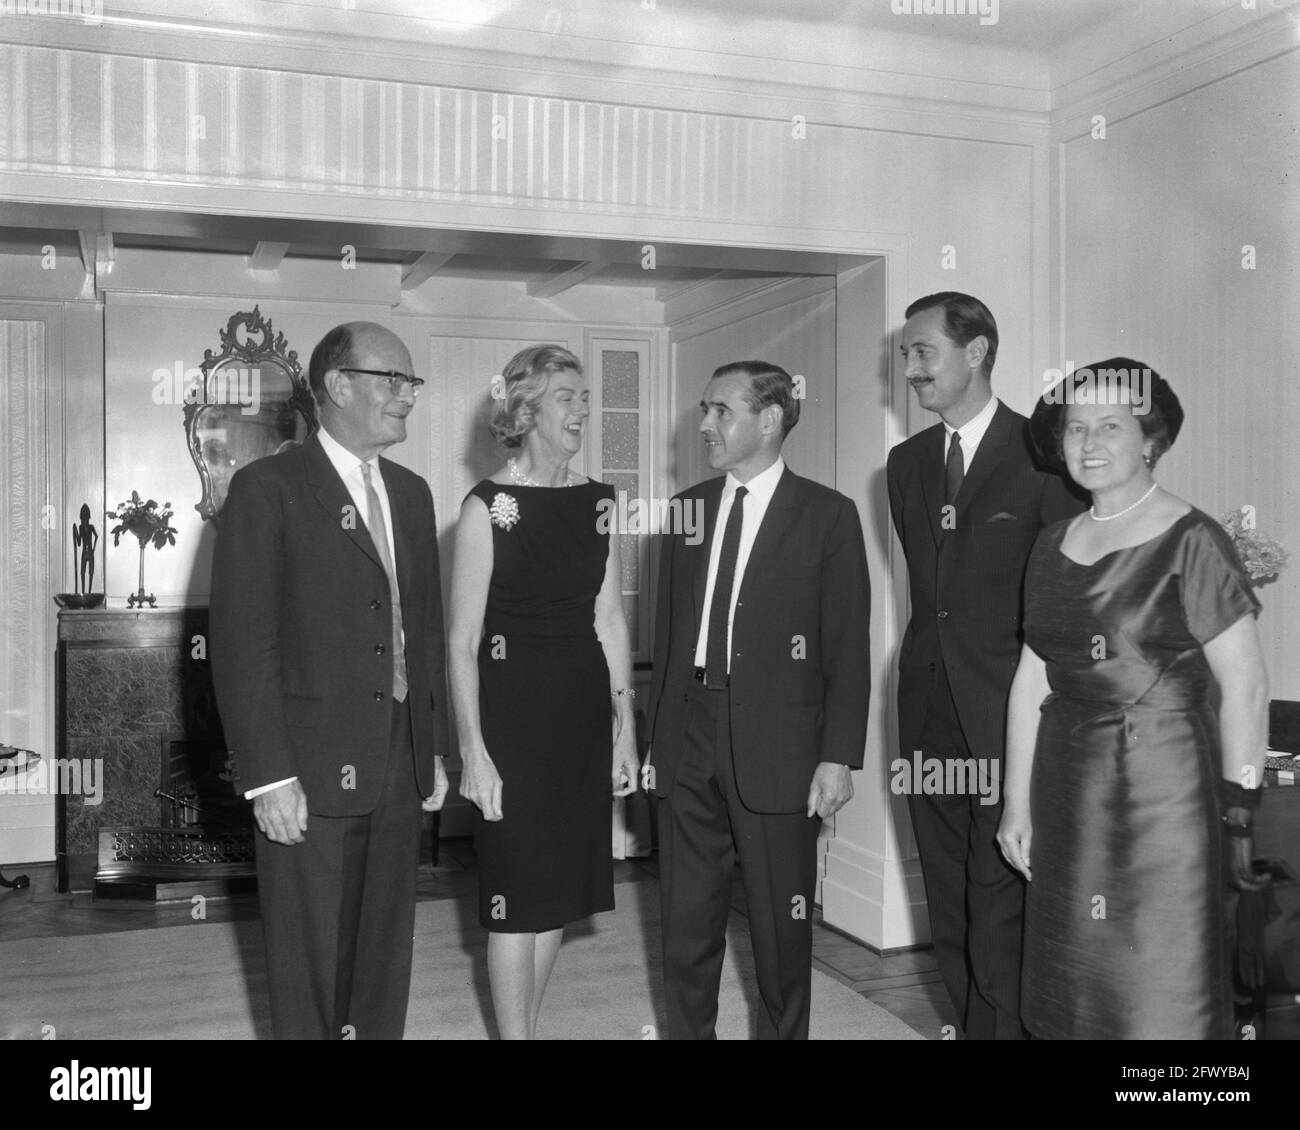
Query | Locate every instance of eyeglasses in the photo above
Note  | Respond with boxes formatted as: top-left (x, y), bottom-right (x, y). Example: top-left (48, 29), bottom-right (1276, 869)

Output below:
top-left (337, 368), bottom-right (425, 398)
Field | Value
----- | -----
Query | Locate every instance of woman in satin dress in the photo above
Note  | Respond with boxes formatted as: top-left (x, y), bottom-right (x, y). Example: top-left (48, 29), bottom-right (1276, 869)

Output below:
top-left (997, 359), bottom-right (1271, 1039)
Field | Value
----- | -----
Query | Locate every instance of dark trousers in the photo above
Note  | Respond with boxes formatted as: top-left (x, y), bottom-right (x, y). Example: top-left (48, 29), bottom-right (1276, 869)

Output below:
top-left (908, 659), bottom-right (1026, 1040)
top-left (659, 680), bottom-right (821, 1040)
top-left (254, 702), bottom-right (422, 1040)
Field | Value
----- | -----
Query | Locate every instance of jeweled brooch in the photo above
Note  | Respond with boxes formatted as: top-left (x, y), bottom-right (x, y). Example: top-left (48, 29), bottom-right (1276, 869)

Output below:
top-left (489, 492), bottom-right (520, 530)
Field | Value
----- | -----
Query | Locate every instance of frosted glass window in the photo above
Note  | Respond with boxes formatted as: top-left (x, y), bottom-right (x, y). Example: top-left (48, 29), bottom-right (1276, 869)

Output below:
top-left (602, 350), bottom-right (640, 409)
top-left (622, 595), bottom-right (639, 653)
top-left (603, 472), bottom-right (638, 499)
top-left (602, 412), bottom-right (638, 469)
top-left (619, 533), bottom-right (639, 589)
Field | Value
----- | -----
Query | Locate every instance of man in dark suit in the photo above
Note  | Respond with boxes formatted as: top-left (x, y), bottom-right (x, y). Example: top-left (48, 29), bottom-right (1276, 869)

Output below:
top-left (210, 322), bottom-right (448, 1040)
top-left (887, 292), bottom-right (1083, 1040)
top-left (646, 360), bottom-right (871, 1040)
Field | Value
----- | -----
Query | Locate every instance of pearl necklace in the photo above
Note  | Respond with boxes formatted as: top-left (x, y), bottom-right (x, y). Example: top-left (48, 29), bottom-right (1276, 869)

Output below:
top-left (508, 457), bottom-right (574, 488)
top-left (1089, 482), bottom-right (1158, 522)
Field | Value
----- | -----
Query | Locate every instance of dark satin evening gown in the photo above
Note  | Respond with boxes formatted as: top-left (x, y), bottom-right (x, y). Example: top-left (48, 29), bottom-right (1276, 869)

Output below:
top-left (1021, 509), bottom-right (1260, 1040)
top-left (469, 479), bottom-right (616, 934)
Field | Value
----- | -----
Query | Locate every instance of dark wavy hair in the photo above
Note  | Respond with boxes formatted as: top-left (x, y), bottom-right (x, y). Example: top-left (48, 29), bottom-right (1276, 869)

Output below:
top-left (711, 360), bottom-right (801, 437)
top-left (904, 292), bottom-right (999, 379)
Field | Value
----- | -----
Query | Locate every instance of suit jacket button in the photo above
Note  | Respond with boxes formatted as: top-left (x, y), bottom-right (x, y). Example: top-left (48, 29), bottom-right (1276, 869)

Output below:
top-left (375, 643), bottom-right (386, 655)
top-left (937, 610), bottom-right (949, 619)
top-left (374, 690), bottom-right (385, 701)
top-left (370, 599), bottom-right (382, 610)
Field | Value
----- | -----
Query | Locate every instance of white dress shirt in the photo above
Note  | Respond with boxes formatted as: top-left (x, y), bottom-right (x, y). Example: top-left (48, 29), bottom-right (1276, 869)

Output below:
top-left (943, 394), bottom-right (999, 473)
top-left (693, 456), bottom-right (786, 672)
top-left (244, 426), bottom-right (402, 800)
top-left (316, 425), bottom-right (400, 582)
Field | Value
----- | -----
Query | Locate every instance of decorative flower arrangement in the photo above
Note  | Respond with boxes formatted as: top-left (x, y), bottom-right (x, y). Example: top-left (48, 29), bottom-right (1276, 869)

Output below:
top-left (109, 491), bottom-right (178, 550)
top-left (108, 491), bottom-right (178, 608)
top-left (1220, 506), bottom-right (1288, 586)
top-left (489, 492), bottom-right (520, 530)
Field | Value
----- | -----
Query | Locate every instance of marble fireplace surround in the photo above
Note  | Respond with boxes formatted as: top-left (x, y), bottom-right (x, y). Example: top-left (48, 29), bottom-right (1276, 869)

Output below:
top-left (56, 607), bottom-right (224, 892)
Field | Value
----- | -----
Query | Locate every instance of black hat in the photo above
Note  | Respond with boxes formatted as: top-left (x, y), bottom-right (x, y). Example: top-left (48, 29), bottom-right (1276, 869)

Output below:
top-left (1030, 357), bottom-right (1183, 473)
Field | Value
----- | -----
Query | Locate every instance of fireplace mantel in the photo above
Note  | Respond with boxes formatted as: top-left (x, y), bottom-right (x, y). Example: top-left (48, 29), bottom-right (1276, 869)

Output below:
top-left (56, 606), bottom-right (225, 892)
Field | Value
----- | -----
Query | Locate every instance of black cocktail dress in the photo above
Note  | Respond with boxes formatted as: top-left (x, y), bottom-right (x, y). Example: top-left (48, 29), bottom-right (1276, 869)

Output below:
top-left (469, 479), bottom-right (616, 933)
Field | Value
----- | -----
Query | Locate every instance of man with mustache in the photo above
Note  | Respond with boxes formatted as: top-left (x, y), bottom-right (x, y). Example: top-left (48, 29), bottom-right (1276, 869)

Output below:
top-left (888, 293), bottom-right (1083, 1039)
top-left (211, 322), bottom-right (449, 1039)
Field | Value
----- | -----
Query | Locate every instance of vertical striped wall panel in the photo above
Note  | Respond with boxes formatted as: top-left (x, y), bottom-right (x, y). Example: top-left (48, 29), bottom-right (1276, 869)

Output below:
top-left (0, 42), bottom-right (1004, 239)
top-left (0, 319), bottom-right (54, 863)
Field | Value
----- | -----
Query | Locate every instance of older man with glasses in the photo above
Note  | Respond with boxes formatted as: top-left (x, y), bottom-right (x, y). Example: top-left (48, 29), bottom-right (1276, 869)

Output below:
top-left (211, 321), bottom-right (450, 1039)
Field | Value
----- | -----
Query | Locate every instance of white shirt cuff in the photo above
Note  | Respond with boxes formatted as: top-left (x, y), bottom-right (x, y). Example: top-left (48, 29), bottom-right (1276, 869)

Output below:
top-left (244, 776), bottom-right (298, 800)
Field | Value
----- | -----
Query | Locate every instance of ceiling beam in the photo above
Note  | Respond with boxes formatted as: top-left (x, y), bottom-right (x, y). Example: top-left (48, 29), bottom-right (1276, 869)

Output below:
top-left (95, 233), bottom-right (115, 276)
top-left (248, 240), bottom-right (290, 270)
top-left (77, 230), bottom-right (97, 300)
top-left (655, 271), bottom-right (727, 302)
top-left (77, 230), bottom-right (96, 275)
top-left (401, 250), bottom-right (455, 291)
top-left (526, 260), bottom-right (610, 299)
top-left (0, 201), bottom-right (856, 277)
top-left (75, 230), bottom-right (114, 296)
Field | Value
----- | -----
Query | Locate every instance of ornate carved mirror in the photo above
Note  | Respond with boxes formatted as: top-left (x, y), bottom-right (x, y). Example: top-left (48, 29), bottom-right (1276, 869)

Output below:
top-left (185, 307), bottom-right (317, 521)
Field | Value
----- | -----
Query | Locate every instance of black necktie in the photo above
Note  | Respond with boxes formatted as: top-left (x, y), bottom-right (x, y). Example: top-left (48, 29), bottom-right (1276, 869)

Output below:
top-left (945, 431), bottom-right (964, 505)
top-left (705, 486), bottom-right (747, 688)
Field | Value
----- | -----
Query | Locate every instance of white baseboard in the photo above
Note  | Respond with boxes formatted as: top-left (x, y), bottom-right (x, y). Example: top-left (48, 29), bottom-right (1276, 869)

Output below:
top-left (820, 836), bottom-right (931, 952)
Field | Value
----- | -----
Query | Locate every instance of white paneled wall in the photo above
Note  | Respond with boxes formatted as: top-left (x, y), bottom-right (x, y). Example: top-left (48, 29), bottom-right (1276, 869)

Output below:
top-left (670, 284), bottom-right (838, 494)
top-left (1059, 49), bottom-right (1300, 697)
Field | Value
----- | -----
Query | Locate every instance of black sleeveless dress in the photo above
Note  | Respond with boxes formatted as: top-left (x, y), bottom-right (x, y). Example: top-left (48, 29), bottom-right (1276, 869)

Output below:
top-left (1020, 509), bottom-right (1260, 1039)
top-left (469, 479), bottom-right (616, 933)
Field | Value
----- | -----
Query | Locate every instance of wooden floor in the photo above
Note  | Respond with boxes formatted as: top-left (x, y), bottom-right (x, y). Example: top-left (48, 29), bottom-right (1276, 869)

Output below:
top-left (3, 841), bottom-right (1295, 1041)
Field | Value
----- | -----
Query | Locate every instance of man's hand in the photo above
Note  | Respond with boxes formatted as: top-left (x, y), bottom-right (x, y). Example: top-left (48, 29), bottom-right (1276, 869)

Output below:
top-left (253, 779), bottom-right (309, 845)
top-left (421, 757), bottom-right (450, 813)
top-left (807, 762), bottom-right (853, 820)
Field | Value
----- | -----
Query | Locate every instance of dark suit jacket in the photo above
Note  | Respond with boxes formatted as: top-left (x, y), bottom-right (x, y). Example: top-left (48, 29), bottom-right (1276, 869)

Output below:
top-left (646, 466), bottom-right (871, 814)
top-left (209, 432), bottom-right (447, 816)
top-left (886, 401), bottom-right (1084, 765)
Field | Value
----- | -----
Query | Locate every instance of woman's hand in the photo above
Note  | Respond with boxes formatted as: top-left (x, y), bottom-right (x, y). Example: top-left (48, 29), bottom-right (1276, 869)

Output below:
top-left (611, 723), bottom-right (639, 798)
top-left (1226, 836), bottom-right (1271, 892)
top-left (459, 747), bottom-right (503, 821)
top-left (1224, 809), bottom-right (1272, 892)
top-left (996, 801), bottom-right (1033, 882)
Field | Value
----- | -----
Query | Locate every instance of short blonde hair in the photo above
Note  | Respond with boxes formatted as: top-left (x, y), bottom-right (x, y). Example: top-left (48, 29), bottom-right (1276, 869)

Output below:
top-left (489, 344), bottom-right (583, 449)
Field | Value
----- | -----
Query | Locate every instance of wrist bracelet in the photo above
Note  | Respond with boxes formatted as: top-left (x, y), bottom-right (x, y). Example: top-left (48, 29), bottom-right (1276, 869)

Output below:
top-left (612, 688), bottom-right (636, 699)
top-left (1219, 777), bottom-right (1263, 811)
